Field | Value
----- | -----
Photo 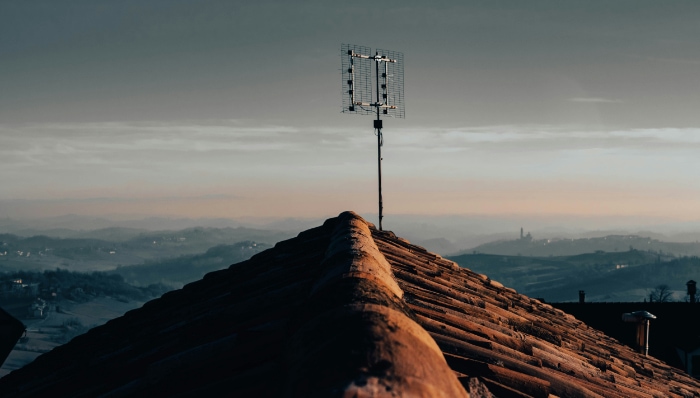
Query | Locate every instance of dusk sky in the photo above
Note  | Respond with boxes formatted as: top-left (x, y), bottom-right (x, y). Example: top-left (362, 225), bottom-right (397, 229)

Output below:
top-left (3, 1), bottom-right (700, 227)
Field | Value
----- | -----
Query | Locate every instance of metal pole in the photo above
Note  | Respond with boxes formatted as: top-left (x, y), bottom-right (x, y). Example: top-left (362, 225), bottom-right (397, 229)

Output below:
top-left (375, 52), bottom-right (383, 231)
top-left (349, 51), bottom-right (355, 107)
top-left (643, 319), bottom-right (650, 356)
top-left (377, 125), bottom-right (383, 231)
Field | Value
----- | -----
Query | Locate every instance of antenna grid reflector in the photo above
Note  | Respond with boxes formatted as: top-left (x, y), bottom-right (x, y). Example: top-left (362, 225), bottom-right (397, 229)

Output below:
top-left (341, 44), bottom-right (374, 115)
top-left (376, 48), bottom-right (405, 119)
top-left (341, 43), bottom-right (404, 118)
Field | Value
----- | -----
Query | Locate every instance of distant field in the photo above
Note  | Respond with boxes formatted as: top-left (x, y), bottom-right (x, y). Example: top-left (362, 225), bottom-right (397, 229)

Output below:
top-left (0, 226), bottom-right (290, 274)
top-left (448, 250), bottom-right (699, 302)
top-left (0, 297), bottom-right (144, 377)
top-left (463, 234), bottom-right (700, 257)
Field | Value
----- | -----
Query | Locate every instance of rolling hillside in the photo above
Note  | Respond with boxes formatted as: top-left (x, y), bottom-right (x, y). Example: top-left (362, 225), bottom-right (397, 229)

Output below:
top-left (463, 234), bottom-right (700, 257)
top-left (448, 249), bottom-right (698, 302)
top-left (0, 227), bottom-right (291, 273)
top-left (110, 241), bottom-right (269, 288)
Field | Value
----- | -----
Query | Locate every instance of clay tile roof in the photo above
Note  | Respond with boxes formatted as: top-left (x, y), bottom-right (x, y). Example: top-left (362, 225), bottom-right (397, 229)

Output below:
top-left (0, 211), bottom-right (699, 397)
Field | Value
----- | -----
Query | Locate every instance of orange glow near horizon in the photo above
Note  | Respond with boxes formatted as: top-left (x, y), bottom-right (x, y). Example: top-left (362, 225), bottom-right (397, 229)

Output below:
top-left (5, 178), bottom-right (700, 223)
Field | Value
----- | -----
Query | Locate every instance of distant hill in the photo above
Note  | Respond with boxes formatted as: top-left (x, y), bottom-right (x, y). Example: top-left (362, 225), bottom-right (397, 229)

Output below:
top-left (463, 234), bottom-right (700, 257)
top-left (0, 227), bottom-right (291, 273)
top-left (448, 249), bottom-right (698, 302)
top-left (110, 241), bottom-right (269, 288)
top-left (527, 255), bottom-right (700, 303)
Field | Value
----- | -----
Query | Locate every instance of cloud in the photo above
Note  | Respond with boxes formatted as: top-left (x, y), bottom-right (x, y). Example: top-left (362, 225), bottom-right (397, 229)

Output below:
top-left (2, 120), bottom-right (700, 204)
top-left (1, 120), bottom-right (699, 221)
top-left (385, 125), bottom-right (700, 154)
top-left (0, 120), bottom-right (368, 170)
top-left (568, 97), bottom-right (623, 104)
top-left (4, 122), bottom-right (700, 167)
top-left (0, 120), bottom-right (379, 201)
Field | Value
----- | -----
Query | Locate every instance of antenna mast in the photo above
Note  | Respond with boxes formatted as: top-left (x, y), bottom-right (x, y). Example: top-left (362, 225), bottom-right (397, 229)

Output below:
top-left (341, 44), bottom-right (404, 230)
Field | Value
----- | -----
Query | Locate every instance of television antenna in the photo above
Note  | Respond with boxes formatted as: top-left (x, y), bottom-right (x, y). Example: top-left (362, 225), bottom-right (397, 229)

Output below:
top-left (341, 43), bottom-right (404, 231)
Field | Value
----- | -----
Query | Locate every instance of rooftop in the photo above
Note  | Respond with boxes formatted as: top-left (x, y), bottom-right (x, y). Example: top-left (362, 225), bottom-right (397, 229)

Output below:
top-left (0, 211), bottom-right (698, 397)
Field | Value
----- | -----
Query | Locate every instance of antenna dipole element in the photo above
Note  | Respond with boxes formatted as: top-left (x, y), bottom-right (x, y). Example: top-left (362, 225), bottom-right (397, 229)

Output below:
top-left (341, 44), bottom-right (404, 230)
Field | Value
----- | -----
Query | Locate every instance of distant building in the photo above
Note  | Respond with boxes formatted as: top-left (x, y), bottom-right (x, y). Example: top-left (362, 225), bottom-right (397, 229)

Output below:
top-left (29, 298), bottom-right (47, 318)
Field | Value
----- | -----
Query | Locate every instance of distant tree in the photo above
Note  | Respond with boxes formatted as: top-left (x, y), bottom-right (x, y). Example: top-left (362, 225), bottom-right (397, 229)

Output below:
top-left (649, 284), bottom-right (673, 303)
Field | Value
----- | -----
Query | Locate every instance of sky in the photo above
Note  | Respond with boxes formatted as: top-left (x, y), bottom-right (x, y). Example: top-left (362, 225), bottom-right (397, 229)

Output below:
top-left (3, 1), bottom-right (700, 229)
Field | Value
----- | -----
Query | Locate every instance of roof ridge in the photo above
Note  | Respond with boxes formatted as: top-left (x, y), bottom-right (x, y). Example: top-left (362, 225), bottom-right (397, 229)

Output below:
top-left (284, 211), bottom-right (469, 397)
top-left (311, 211), bottom-right (403, 299)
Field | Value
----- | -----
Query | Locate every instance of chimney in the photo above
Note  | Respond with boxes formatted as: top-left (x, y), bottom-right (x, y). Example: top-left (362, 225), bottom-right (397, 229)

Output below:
top-left (622, 311), bottom-right (656, 356)
top-left (578, 290), bottom-right (585, 304)
top-left (687, 280), bottom-right (697, 303)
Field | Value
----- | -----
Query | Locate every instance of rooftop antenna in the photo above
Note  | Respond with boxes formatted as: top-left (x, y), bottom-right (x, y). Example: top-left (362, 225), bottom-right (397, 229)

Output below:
top-left (341, 44), bottom-right (404, 231)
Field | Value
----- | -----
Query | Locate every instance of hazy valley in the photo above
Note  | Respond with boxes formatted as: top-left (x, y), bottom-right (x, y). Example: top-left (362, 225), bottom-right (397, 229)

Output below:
top-left (0, 223), bottom-right (291, 375)
top-left (448, 234), bottom-right (700, 302)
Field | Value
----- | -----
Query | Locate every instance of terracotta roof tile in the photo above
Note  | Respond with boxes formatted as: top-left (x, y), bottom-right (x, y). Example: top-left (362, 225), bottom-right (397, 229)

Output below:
top-left (0, 211), bottom-right (698, 397)
top-left (371, 222), bottom-right (700, 398)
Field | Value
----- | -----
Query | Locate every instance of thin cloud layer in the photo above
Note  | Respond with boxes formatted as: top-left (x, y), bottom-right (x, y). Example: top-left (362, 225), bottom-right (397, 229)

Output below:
top-left (1, 120), bottom-right (699, 219)
top-left (392, 125), bottom-right (700, 152)
top-left (569, 97), bottom-right (623, 103)
top-left (0, 121), bottom-right (373, 202)
top-left (6, 122), bottom-right (700, 174)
